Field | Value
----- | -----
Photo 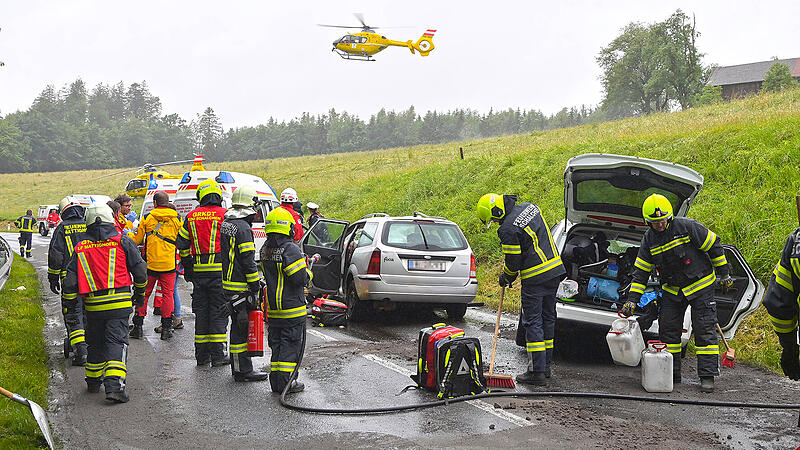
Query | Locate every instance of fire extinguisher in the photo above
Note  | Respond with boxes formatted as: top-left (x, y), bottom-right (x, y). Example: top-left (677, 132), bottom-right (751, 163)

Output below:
top-left (247, 291), bottom-right (264, 356)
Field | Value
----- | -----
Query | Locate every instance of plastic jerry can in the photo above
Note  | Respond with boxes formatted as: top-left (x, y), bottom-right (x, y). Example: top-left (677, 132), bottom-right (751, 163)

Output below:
top-left (606, 312), bottom-right (645, 366)
top-left (641, 340), bottom-right (673, 393)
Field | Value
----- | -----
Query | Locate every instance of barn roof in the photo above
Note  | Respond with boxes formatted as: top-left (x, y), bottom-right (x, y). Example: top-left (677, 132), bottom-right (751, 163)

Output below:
top-left (707, 58), bottom-right (800, 86)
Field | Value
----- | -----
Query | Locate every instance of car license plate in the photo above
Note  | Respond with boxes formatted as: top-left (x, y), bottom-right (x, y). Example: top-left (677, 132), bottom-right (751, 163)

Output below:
top-left (408, 260), bottom-right (445, 271)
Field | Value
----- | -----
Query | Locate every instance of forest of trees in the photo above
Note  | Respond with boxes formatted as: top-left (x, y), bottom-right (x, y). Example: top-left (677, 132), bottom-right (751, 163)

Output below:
top-left (0, 79), bottom-right (603, 173)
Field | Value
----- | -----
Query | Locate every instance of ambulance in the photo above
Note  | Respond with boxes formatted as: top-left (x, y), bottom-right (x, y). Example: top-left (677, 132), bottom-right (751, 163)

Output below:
top-left (39, 195), bottom-right (113, 236)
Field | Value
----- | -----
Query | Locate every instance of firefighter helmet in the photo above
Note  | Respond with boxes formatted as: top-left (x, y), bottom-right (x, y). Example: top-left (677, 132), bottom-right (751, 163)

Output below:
top-left (476, 193), bottom-right (506, 228)
top-left (642, 194), bottom-right (674, 222)
top-left (264, 207), bottom-right (295, 237)
top-left (59, 195), bottom-right (83, 214)
top-left (280, 187), bottom-right (298, 203)
top-left (227, 184), bottom-right (259, 218)
top-left (85, 203), bottom-right (115, 226)
top-left (196, 179), bottom-right (222, 202)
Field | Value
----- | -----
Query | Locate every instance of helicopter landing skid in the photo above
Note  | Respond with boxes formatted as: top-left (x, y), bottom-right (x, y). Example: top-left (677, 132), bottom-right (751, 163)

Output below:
top-left (332, 48), bottom-right (375, 61)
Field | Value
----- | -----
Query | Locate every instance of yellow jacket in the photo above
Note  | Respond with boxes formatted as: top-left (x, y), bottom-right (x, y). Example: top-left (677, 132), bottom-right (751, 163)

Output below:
top-left (133, 207), bottom-right (182, 272)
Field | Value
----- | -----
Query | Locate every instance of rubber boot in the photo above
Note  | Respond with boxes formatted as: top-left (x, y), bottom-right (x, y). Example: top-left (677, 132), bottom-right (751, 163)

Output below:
top-left (173, 316), bottom-right (184, 330)
top-left (287, 380), bottom-right (305, 393)
top-left (105, 389), bottom-right (129, 403)
top-left (72, 343), bottom-right (88, 366)
top-left (129, 315), bottom-right (144, 339)
top-left (160, 316), bottom-right (173, 341)
top-left (234, 371), bottom-right (269, 382)
top-left (516, 353), bottom-right (547, 386)
top-left (87, 381), bottom-right (101, 393)
top-left (700, 376), bottom-right (714, 393)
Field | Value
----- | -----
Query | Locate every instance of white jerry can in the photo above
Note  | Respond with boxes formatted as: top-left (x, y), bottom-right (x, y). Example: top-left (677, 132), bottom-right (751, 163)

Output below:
top-left (606, 312), bottom-right (646, 366)
top-left (641, 340), bottom-right (674, 393)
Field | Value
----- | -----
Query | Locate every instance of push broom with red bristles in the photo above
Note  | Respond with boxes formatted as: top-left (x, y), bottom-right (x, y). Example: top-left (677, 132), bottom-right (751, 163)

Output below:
top-left (484, 286), bottom-right (516, 389)
top-left (716, 323), bottom-right (736, 368)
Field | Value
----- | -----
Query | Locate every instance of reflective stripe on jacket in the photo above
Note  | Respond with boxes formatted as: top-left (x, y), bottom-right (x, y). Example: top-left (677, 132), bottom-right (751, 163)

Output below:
top-left (47, 218), bottom-right (86, 281)
top-left (176, 205), bottom-right (226, 276)
top-left (74, 234), bottom-right (133, 295)
top-left (763, 228), bottom-right (800, 335)
top-left (259, 235), bottom-right (310, 326)
top-left (16, 215), bottom-right (36, 232)
top-left (221, 217), bottom-right (262, 292)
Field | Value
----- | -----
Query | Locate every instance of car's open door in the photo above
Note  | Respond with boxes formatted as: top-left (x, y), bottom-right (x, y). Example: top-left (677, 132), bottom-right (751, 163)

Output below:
top-left (302, 219), bottom-right (350, 295)
top-left (715, 244), bottom-right (764, 339)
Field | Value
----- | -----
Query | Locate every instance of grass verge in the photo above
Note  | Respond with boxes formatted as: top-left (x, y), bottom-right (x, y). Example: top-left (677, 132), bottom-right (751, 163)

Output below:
top-left (0, 258), bottom-right (50, 449)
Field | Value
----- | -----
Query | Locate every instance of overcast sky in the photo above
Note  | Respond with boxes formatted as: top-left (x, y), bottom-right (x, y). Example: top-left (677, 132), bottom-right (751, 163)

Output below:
top-left (1, 1), bottom-right (798, 129)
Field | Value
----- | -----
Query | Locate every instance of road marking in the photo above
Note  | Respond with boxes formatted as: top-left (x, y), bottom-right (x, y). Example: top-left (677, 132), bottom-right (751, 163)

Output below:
top-left (307, 328), bottom-right (337, 342)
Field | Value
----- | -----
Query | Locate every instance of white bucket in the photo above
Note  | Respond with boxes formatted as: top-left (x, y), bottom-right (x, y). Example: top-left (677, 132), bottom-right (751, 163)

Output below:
top-left (641, 340), bottom-right (674, 393)
top-left (606, 312), bottom-right (645, 366)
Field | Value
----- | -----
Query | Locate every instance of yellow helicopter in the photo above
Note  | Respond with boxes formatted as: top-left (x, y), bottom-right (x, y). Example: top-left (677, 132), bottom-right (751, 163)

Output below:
top-left (99, 156), bottom-right (205, 198)
top-left (319, 14), bottom-right (435, 61)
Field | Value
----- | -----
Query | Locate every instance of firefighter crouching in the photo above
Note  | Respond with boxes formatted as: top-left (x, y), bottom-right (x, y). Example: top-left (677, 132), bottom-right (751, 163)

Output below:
top-left (260, 207), bottom-right (312, 393)
top-left (61, 203), bottom-right (147, 403)
top-left (622, 194), bottom-right (733, 393)
top-left (477, 193), bottom-right (566, 386)
top-left (221, 184), bottom-right (268, 382)
top-left (15, 209), bottom-right (36, 257)
top-left (47, 196), bottom-right (89, 366)
top-left (762, 228), bottom-right (800, 381)
top-left (175, 179), bottom-right (230, 367)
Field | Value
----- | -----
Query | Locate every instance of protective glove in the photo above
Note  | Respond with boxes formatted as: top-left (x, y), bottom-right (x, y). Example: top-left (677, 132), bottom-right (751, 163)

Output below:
top-left (49, 279), bottom-right (61, 294)
top-left (132, 291), bottom-right (145, 308)
top-left (620, 301), bottom-right (637, 317)
top-left (717, 275), bottom-right (734, 294)
top-left (498, 272), bottom-right (516, 288)
top-left (248, 281), bottom-right (262, 295)
top-left (778, 331), bottom-right (800, 381)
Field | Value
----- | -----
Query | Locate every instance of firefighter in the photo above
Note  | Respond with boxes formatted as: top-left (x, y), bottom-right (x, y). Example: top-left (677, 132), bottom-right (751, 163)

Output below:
top-left (307, 202), bottom-right (323, 228)
top-left (175, 179), bottom-right (230, 366)
top-left (130, 191), bottom-right (182, 340)
top-left (221, 184), bottom-right (269, 382)
top-left (47, 196), bottom-right (89, 366)
top-left (278, 188), bottom-right (304, 242)
top-left (14, 209), bottom-right (36, 257)
top-left (762, 228), bottom-right (800, 381)
top-left (61, 203), bottom-right (147, 403)
top-left (622, 194), bottom-right (733, 393)
top-left (476, 193), bottom-right (565, 386)
top-left (260, 207), bottom-right (312, 393)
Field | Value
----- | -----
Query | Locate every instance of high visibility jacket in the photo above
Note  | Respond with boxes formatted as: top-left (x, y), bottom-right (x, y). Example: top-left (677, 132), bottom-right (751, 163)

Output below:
top-left (259, 235), bottom-right (311, 326)
top-left (498, 196), bottom-right (565, 285)
top-left (62, 224), bottom-right (147, 317)
top-left (47, 214), bottom-right (86, 282)
top-left (15, 214), bottom-right (36, 233)
top-left (115, 214), bottom-right (133, 234)
top-left (221, 216), bottom-right (262, 292)
top-left (279, 203), bottom-right (304, 242)
top-left (763, 228), bottom-right (800, 336)
top-left (132, 207), bottom-right (182, 272)
top-left (175, 205), bottom-right (226, 277)
top-left (629, 217), bottom-right (729, 303)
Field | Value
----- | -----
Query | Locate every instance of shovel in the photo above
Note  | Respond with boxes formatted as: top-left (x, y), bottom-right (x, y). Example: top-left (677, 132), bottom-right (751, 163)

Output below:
top-left (715, 323), bottom-right (736, 368)
top-left (0, 386), bottom-right (55, 449)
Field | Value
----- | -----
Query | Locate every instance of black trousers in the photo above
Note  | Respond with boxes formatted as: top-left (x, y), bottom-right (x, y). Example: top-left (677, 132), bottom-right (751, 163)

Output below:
top-left (520, 277), bottom-right (560, 372)
top-left (62, 296), bottom-right (87, 356)
top-left (267, 323), bottom-right (304, 392)
top-left (229, 298), bottom-right (254, 375)
top-left (85, 314), bottom-right (129, 392)
top-left (658, 288), bottom-right (719, 377)
top-left (18, 232), bottom-right (32, 256)
top-left (192, 277), bottom-right (228, 362)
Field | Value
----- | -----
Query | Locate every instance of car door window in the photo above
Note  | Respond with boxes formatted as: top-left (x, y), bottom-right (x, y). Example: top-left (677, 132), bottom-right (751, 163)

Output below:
top-left (356, 222), bottom-right (378, 248)
top-left (307, 221), bottom-right (346, 248)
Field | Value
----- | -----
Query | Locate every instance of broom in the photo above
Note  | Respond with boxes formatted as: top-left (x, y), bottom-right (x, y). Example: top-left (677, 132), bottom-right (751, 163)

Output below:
top-left (716, 323), bottom-right (736, 368)
top-left (484, 286), bottom-right (516, 388)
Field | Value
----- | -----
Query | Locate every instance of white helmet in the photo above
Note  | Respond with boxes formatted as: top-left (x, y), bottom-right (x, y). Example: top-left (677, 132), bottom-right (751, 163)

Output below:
top-left (59, 195), bottom-right (82, 214)
top-left (85, 203), bottom-right (115, 226)
top-left (280, 187), bottom-right (298, 203)
top-left (307, 202), bottom-right (319, 210)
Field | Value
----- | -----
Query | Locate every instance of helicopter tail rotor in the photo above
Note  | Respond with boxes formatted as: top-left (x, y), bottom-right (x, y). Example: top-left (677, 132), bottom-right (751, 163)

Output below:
top-left (412, 29), bottom-right (436, 56)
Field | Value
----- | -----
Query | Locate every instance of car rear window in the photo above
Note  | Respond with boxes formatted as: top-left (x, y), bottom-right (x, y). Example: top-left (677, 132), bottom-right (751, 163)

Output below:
top-left (381, 221), bottom-right (467, 251)
top-left (576, 180), bottom-right (680, 213)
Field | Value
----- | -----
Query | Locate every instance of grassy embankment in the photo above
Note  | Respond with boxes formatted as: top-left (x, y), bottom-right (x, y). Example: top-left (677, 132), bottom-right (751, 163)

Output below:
top-left (0, 258), bottom-right (49, 448)
top-left (1, 88), bottom-right (798, 370)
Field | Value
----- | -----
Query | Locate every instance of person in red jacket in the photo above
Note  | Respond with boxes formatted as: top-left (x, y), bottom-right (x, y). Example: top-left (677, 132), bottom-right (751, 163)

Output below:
top-left (278, 187), bottom-right (303, 242)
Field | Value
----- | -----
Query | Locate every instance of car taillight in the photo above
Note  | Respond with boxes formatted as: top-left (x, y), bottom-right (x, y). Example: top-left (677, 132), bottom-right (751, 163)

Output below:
top-left (367, 248), bottom-right (381, 275)
top-left (470, 253), bottom-right (477, 279)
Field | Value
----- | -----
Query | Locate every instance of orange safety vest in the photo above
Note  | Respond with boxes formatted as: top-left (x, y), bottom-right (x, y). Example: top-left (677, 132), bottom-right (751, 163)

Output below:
top-left (74, 234), bottom-right (133, 312)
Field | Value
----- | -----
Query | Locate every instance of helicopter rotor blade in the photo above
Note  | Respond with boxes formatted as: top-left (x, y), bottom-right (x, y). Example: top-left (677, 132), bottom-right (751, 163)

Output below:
top-left (149, 159), bottom-right (196, 167)
top-left (354, 13), bottom-right (368, 29)
top-left (317, 24), bottom-right (362, 29)
top-left (96, 168), bottom-right (137, 179)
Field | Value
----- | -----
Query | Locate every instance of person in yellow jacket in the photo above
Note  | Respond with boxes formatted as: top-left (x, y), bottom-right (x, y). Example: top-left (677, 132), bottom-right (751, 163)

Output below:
top-left (129, 191), bottom-right (183, 340)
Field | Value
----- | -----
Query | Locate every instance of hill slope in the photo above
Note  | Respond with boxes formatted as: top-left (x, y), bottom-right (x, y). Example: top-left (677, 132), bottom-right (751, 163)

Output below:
top-left (2, 88), bottom-right (799, 370)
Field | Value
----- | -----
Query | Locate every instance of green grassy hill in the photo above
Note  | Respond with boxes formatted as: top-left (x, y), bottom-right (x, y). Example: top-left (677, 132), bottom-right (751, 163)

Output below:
top-left (3, 88), bottom-right (799, 370)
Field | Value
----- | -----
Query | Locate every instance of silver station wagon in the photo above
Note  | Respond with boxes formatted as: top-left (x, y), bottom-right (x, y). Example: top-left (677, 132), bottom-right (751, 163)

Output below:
top-left (302, 212), bottom-right (478, 320)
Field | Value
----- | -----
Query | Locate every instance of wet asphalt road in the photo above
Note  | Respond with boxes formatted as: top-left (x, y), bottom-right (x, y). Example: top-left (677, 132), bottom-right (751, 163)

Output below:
top-left (5, 231), bottom-right (800, 449)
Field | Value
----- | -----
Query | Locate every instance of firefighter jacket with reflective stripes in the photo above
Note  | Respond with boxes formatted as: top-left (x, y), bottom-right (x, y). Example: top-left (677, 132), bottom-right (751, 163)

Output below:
top-left (175, 205), bottom-right (227, 278)
top-left (221, 216), bottom-right (262, 292)
top-left (132, 207), bottom-right (182, 273)
top-left (47, 212), bottom-right (86, 283)
top-left (497, 196), bottom-right (566, 285)
top-left (629, 217), bottom-right (729, 303)
top-left (259, 235), bottom-right (310, 326)
top-left (62, 223), bottom-right (147, 317)
top-left (15, 214), bottom-right (36, 232)
top-left (763, 228), bottom-right (800, 337)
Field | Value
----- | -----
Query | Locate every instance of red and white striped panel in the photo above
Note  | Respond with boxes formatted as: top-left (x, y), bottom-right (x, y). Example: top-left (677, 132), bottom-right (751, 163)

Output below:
top-left (423, 29), bottom-right (436, 37)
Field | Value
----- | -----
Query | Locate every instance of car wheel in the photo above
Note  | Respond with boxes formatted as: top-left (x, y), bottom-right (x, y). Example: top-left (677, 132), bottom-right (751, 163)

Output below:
top-left (445, 304), bottom-right (467, 321)
top-left (39, 223), bottom-right (48, 237)
top-left (345, 279), bottom-right (364, 322)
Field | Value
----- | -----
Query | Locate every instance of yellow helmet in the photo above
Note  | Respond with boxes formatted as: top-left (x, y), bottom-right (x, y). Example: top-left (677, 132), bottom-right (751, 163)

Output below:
top-left (85, 203), bottom-right (115, 226)
top-left (196, 179), bottom-right (222, 202)
top-left (476, 193), bottom-right (505, 228)
top-left (264, 207), bottom-right (295, 237)
top-left (642, 194), bottom-right (674, 222)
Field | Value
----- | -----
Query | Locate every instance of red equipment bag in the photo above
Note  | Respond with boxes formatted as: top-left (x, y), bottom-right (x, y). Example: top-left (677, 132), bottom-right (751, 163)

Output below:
top-left (310, 296), bottom-right (348, 327)
top-left (410, 323), bottom-right (464, 389)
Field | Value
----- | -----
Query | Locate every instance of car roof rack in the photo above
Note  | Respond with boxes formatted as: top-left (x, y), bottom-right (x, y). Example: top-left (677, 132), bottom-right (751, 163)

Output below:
top-left (413, 211), bottom-right (447, 220)
top-left (359, 213), bottom-right (390, 220)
